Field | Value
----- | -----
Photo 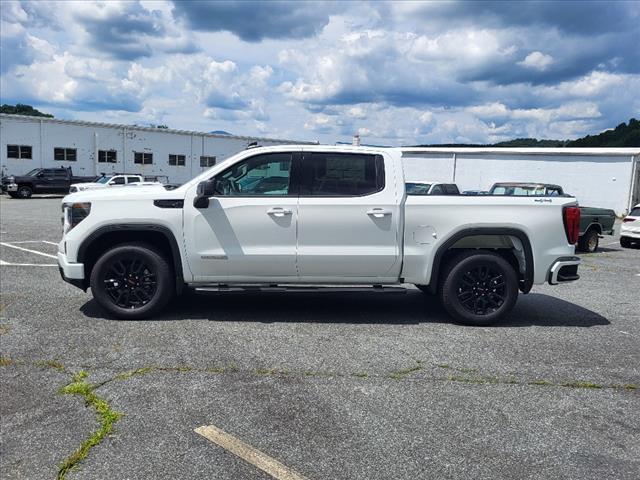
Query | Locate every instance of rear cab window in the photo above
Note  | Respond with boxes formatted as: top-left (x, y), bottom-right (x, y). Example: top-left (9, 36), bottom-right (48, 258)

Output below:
top-left (301, 152), bottom-right (384, 196)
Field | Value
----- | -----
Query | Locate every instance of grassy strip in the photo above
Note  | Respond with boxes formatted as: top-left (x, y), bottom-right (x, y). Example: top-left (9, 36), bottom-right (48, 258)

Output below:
top-left (57, 371), bottom-right (121, 480)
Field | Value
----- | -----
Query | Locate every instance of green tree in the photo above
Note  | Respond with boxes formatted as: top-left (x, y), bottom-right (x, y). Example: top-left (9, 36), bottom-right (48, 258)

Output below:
top-left (0, 103), bottom-right (54, 118)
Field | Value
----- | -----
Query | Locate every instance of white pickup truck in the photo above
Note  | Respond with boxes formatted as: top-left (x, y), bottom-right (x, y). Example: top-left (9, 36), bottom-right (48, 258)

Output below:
top-left (58, 145), bottom-right (581, 325)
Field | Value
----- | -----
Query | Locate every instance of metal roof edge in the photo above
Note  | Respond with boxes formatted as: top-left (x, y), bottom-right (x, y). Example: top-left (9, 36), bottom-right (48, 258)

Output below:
top-left (400, 146), bottom-right (640, 156)
top-left (0, 113), bottom-right (317, 145)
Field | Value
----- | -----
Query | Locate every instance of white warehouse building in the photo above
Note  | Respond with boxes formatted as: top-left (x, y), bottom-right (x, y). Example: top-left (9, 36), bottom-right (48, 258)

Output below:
top-left (1, 113), bottom-right (638, 215)
top-left (402, 147), bottom-right (640, 215)
top-left (0, 114), bottom-right (314, 185)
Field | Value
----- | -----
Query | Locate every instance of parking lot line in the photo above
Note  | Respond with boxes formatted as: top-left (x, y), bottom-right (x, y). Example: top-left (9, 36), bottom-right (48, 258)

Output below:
top-left (0, 260), bottom-right (57, 266)
top-left (195, 424), bottom-right (310, 480)
top-left (0, 242), bottom-right (57, 259)
top-left (41, 240), bottom-right (59, 245)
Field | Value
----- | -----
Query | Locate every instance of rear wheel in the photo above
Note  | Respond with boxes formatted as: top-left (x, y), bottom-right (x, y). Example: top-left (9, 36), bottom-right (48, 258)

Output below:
top-left (578, 229), bottom-right (599, 253)
top-left (439, 251), bottom-right (518, 326)
top-left (90, 243), bottom-right (174, 319)
top-left (17, 185), bottom-right (33, 198)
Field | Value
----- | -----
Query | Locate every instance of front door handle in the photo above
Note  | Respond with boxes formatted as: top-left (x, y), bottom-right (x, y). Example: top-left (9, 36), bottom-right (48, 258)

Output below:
top-left (267, 207), bottom-right (292, 217)
top-left (366, 208), bottom-right (392, 218)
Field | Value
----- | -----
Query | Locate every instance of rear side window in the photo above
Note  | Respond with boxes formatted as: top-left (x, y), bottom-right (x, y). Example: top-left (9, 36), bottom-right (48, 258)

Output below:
top-left (126, 177), bottom-right (140, 183)
top-left (630, 207), bottom-right (640, 217)
top-left (302, 152), bottom-right (384, 196)
top-left (444, 184), bottom-right (459, 195)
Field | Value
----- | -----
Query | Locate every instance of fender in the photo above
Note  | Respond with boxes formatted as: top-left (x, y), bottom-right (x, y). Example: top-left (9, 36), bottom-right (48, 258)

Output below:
top-left (77, 223), bottom-right (184, 293)
top-left (427, 227), bottom-right (534, 294)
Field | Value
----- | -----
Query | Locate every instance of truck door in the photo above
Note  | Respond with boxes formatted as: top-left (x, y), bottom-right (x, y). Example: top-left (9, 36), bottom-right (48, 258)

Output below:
top-left (183, 151), bottom-right (300, 281)
top-left (296, 151), bottom-right (401, 279)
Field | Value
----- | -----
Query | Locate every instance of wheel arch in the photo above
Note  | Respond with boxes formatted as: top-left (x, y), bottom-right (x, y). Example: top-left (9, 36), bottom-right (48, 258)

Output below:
top-left (582, 222), bottom-right (602, 235)
top-left (427, 227), bottom-right (534, 295)
top-left (77, 224), bottom-right (184, 294)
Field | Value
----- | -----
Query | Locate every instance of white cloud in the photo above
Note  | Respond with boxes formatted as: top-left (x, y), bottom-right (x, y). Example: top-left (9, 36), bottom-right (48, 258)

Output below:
top-left (518, 51), bottom-right (554, 71)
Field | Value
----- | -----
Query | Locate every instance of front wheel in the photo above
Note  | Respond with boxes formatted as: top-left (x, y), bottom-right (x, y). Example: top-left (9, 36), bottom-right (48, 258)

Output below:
top-left (17, 185), bottom-right (33, 198)
top-left (620, 237), bottom-right (632, 248)
top-left (90, 243), bottom-right (174, 319)
top-left (439, 251), bottom-right (519, 326)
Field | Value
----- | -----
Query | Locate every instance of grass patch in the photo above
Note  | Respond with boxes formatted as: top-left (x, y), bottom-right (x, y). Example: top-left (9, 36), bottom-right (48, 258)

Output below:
top-left (57, 371), bottom-right (122, 480)
top-left (390, 363), bottom-right (423, 380)
top-left (0, 357), bottom-right (13, 366)
top-left (529, 379), bottom-right (554, 386)
top-left (561, 381), bottom-right (602, 389)
top-left (36, 360), bottom-right (65, 372)
top-left (255, 368), bottom-right (279, 376)
top-left (114, 367), bottom-right (154, 381)
top-left (436, 364), bottom-right (450, 369)
top-left (622, 384), bottom-right (637, 390)
top-left (353, 372), bottom-right (369, 378)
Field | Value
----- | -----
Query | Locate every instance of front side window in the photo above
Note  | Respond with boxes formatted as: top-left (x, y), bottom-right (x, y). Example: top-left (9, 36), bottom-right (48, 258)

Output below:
top-left (215, 153), bottom-right (292, 196)
top-left (134, 152), bottom-right (153, 164)
top-left (302, 152), bottom-right (384, 196)
top-left (7, 145), bottom-right (32, 159)
top-left (169, 154), bottom-right (186, 166)
top-left (98, 150), bottom-right (117, 163)
top-left (54, 148), bottom-right (77, 161)
top-left (429, 185), bottom-right (444, 195)
top-left (110, 177), bottom-right (125, 185)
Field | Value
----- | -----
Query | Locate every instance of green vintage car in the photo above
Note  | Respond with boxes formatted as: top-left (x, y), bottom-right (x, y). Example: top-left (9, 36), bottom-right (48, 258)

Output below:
top-left (489, 183), bottom-right (616, 253)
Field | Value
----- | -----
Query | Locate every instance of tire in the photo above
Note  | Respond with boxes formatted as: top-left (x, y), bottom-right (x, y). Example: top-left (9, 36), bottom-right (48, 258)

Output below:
top-left (439, 251), bottom-right (519, 326)
top-left (578, 229), bottom-right (599, 253)
top-left (90, 243), bottom-right (175, 319)
top-left (17, 185), bottom-right (33, 198)
top-left (620, 237), bottom-right (632, 248)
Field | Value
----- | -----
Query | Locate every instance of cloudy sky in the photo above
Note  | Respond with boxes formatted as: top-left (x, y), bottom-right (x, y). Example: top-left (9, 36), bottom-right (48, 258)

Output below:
top-left (1, 0), bottom-right (639, 145)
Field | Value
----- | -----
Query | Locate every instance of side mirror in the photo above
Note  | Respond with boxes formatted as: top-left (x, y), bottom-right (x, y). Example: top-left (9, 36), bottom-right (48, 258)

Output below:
top-left (194, 179), bottom-right (217, 208)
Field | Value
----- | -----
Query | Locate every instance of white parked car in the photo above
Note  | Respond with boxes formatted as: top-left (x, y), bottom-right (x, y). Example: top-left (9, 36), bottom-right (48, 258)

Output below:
top-left (405, 181), bottom-right (460, 195)
top-left (69, 174), bottom-right (144, 192)
top-left (620, 204), bottom-right (640, 248)
top-left (58, 145), bottom-right (581, 325)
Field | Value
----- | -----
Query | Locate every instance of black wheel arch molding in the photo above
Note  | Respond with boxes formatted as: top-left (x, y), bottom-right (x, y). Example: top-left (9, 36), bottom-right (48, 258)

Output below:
top-left (426, 227), bottom-right (535, 295)
top-left (76, 223), bottom-right (185, 294)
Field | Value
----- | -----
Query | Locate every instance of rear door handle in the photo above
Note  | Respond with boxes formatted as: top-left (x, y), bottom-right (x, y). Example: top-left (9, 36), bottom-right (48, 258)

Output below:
top-left (267, 207), bottom-right (292, 217)
top-left (366, 208), bottom-right (392, 218)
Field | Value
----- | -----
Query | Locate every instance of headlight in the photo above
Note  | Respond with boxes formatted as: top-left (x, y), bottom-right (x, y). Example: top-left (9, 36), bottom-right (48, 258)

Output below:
top-left (62, 202), bottom-right (91, 234)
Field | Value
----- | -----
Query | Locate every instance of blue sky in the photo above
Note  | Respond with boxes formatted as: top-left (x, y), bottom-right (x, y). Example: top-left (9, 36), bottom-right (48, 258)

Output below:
top-left (1, 0), bottom-right (639, 145)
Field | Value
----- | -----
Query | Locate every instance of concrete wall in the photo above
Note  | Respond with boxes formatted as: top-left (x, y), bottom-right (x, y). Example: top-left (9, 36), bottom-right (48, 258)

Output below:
top-left (0, 115), bottom-right (302, 184)
top-left (402, 151), bottom-right (636, 215)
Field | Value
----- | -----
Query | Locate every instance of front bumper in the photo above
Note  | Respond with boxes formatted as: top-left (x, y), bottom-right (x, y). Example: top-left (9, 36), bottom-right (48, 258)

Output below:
top-left (548, 256), bottom-right (581, 285)
top-left (3, 183), bottom-right (18, 192)
top-left (620, 229), bottom-right (640, 240)
top-left (57, 252), bottom-right (86, 290)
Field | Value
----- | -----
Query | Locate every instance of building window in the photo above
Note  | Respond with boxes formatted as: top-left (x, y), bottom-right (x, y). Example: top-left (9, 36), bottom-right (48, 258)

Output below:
top-left (200, 155), bottom-right (216, 167)
top-left (54, 148), bottom-right (77, 161)
top-left (98, 150), bottom-right (117, 163)
top-left (169, 154), bottom-right (186, 166)
top-left (7, 145), bottom-right (32, 159)
top-left (134, 152), bottom-right (153, 164)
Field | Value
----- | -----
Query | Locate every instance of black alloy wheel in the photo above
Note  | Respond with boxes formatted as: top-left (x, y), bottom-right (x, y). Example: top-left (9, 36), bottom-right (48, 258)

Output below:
top-left (90, 243), bottom-right (174, 319)
top-left (439, 251), bottom-right (518, 326)
top-left (103, 257), bottom-right (157, 309)
top-left (456, 265), bottom-right (507, 316)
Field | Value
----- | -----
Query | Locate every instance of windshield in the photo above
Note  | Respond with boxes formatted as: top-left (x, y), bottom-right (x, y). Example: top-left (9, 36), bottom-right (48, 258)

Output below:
top-left (95, 176), bottom-right (112, 184)
top-left (406, 183), bottom-right (432, 195)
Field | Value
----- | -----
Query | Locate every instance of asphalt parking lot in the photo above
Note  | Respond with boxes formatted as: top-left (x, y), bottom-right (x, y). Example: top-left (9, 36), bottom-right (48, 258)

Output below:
top-left (1, 196), bottom-right (638, 480)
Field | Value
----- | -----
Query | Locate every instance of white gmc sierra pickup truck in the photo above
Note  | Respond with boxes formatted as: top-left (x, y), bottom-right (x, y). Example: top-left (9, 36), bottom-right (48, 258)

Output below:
top-left (58, 145), bottom-right (581, 325)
